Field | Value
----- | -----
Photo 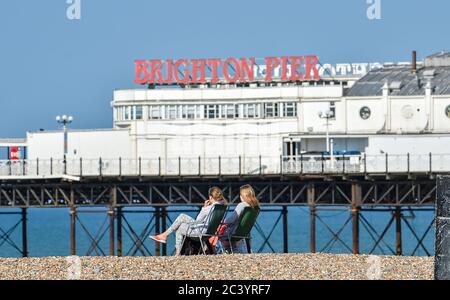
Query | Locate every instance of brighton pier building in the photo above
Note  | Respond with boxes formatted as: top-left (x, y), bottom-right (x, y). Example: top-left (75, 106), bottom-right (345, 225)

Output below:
top-left (2, 52), bottom-right (450, 177)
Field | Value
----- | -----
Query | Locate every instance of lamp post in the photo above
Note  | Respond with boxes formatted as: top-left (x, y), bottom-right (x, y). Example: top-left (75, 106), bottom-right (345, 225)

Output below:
top-left (56, 115), bottom-right (73, 172)
top-left (318, 109), bottom-right (334, 152)
top-left (318, 110), bottom-right (334, 168)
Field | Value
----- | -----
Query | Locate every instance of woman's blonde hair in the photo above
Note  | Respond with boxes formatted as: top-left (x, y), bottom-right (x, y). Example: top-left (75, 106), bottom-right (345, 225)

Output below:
top-left (239, 184), bottom-right (260, 210)
top-left (209, 186), bottom-right (228, 204)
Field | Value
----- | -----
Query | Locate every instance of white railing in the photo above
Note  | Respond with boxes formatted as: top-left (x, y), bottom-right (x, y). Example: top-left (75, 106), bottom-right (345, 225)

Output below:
top-left (0, 153), bottom-right (449, 178)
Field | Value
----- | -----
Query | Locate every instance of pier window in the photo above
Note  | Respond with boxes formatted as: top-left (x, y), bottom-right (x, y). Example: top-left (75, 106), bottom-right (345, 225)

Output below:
top-left (329, 101), bottom-right (336, 119)
top-left (220, 104), bottom-right (237, 119)
top-left (182, 105), bottom-right (198, 119)
top-left (165, 105), bottom-right (179, 119)
top-left (205, 104), bottom-right (219, 119)
top-left (359, 106), bottom-right (371, 120)
top-left (121, 106), bottom-right (127, 120)
top-left (243, 103), bottom-right (261, 118)
top-left (149, 105), bottom-right (162, 119)
top-left (264, 102), bottom-right (279, 118)
top-left (283, 137), bottom-right (301, 156)
top-left (124, 106), bottom-right (132, 120)
top-left (135, 106), bottom-right (143, 120)
top-left (115, 107), bottom-right (122, 121)
top-left (143, 101), bottom-right (301, 121)
top-left (282, 102), bottom-right (297, 117)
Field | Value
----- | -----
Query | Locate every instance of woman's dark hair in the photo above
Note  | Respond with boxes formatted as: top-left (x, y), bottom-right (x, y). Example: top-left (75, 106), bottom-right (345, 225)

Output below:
top-left (208, 186), bottom-right (228, 204)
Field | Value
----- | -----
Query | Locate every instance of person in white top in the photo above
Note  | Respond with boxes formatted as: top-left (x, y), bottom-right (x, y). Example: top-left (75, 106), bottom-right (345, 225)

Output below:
top-left (149, 187), bottom-right (227, 255)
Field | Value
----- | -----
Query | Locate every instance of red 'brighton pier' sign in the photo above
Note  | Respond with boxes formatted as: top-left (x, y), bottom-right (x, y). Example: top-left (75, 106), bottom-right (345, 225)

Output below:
top-left (134, 56), bottom-right (321, 85)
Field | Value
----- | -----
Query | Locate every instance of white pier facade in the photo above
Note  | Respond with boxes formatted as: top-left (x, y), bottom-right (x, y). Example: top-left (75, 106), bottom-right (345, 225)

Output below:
top-left (1, 52), bottom-right (450, 179)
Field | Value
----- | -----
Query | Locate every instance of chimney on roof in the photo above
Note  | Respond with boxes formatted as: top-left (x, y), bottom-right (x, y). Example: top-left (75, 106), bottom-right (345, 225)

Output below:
top-left (412, 50), bottom-right (417, 73)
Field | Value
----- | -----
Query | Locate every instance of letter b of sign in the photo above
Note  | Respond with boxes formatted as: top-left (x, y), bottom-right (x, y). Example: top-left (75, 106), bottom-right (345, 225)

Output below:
top-left (366, 0), bottom-right (381, 20)
top-left (66, 0), bottom-right (81, 20)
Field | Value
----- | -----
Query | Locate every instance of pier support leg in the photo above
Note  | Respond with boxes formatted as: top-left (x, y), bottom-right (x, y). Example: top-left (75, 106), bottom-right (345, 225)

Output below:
top-left (155, 207), bottom-right (160, 256)
top-left (161, 206), bottom-right (167, 256)
top-left (351, 207), bottom-right (360, 255)
top-left (436, 175), bottom-right (450, 280)
top-left (21, 208), bottom-right (28, 257)
top-left (308, 183), bottom-right (316, 253)
top-left (395, 206), bottom-right (402, 256)
top-left (70, 206), bottom-right (76, 256)
top-left (351, 183), bottom-right (361, 255)
top-left (109, 185), bottom-right (117, 256)
top-left (310, 206), bottom-right (316, 253)
top-left (108, 208), bottom-right (115, 256)
top-left (282, 206), bottom-right (288, 253)
top-left (117, 207), bottom-right (122, 257)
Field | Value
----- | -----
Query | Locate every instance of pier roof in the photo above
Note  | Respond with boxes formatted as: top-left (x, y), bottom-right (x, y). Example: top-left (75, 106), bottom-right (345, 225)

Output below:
top-left (346, 52), bottom-right (450, 97)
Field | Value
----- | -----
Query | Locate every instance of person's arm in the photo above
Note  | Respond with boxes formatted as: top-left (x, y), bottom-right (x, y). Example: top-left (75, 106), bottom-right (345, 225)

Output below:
top-left (224, 202), bottom-right (247, 225)
top-left (224, 210), bottom-right (238, 225)
top-left (234, 202), bottom-right (248, 216)
top-left (196, 205), bottom-right (212, 222)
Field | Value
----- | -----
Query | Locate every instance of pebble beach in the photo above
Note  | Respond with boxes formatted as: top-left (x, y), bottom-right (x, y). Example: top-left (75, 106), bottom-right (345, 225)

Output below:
top-left (0, 253), bottom-right (434, 280)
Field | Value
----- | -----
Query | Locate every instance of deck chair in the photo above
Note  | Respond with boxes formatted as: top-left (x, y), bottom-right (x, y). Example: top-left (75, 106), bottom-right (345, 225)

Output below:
top-left (180, 203), bottom-right (228, 255)
top-left (220, 206), bottom-right (260, 254)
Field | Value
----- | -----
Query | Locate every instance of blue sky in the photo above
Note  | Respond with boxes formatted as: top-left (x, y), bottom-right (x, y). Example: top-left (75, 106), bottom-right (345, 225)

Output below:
top-left (0, 0), bottom-right (449, 138)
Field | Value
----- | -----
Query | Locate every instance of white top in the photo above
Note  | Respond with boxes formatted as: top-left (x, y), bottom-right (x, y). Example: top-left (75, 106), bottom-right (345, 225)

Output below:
top-left (196, 203), bottom-right (215, 223)
top-left (192, 201), bottom-right (224, 233)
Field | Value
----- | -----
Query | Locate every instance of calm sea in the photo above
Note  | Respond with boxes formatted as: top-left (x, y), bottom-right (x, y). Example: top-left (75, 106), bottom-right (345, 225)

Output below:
top-left (0, 206), bottom-right (435, 257)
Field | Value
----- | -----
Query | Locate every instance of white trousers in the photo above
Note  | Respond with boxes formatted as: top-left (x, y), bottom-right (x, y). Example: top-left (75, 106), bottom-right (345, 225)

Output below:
top-left (166, 213), bottom-right (202, 253)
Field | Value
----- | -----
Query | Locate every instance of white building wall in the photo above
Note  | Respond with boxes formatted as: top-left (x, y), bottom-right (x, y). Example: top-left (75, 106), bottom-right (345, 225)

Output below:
top-left (132, 134), bottom-right (282, 159)
top-left (389, 97), bottom-right (428, 133)
top-left (108, 84), bottom-right (450, 160)
top-left (346, 98), bottom-right (386, 133)
top-left (18, 86), bottom-right (450, 162)
top-left (433, 96), bottom-right (450, 132)
top-left (366, 135), bottom-right (450, 155)
top-left (27, 129), bottom-right (132, 160)
top-left (27, 133), bottom-right (62, 160)
top-left (9, 70), bottom-right (450, 169)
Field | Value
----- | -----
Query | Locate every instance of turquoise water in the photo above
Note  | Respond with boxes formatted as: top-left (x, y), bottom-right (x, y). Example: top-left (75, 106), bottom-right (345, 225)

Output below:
top-left (0, 206), bottom-right (435, 257)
